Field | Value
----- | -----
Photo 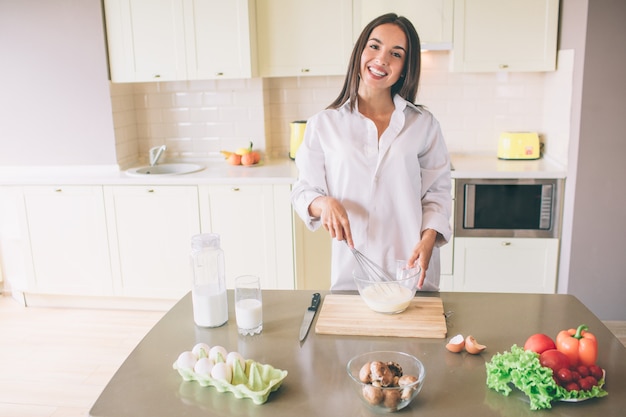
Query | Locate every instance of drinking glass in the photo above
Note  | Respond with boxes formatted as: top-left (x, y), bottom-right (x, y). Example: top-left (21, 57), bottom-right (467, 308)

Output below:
top-left (234, 275), bottom-right (263, 335)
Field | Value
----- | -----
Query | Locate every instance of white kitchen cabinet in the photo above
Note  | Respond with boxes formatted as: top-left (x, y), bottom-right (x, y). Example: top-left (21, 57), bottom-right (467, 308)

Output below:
top-left (353, 0), bottom-right (453, 49)
top-left (451, 0), bottom-right (559, 72)
top-left (0, 187), bottom-right (34, 297)
top-left (198, 184), bottom-right (294, 289)
top-left (104, 185), bottom-right (200, 299)
top-left (453, 237), bottom-right (559, 293)
top-left (438, 179), bottom-right (455, 291)
top-left (104, 0), bottom-right (188, 82)
top-left (185, 0), bottom-right (257, 79)
top-left (255, 0), bottom-right (353, 77)
top-left (104, 0), bottom-right (256, 82)
top-left (21, 186), bottom-right (113, 296)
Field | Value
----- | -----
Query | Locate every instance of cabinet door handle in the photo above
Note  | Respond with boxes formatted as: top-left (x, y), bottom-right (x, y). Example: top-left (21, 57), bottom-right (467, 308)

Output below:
top-left (501, 241), bottom-right (511, 246)
top-left (498, 64), bottom-right (509, 69)
top-left (231, 187), bottom-right (240, 192)
top-left (215, 72), bottom-right (224, 76)
top-left (153, 74), bottom-right (161, 78)
top-left (147, 189), bottom-right (155, 193)
top-left (301, 68), bottom-right (310, 73)
top-left (55, 188), bottom-right (62, 192)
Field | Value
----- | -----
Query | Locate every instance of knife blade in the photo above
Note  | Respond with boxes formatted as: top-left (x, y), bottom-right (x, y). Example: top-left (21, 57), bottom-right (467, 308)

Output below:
top-left (299, 293), bottom-right (321, 342)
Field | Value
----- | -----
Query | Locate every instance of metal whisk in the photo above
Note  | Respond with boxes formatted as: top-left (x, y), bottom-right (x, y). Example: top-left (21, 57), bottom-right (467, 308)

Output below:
top-left (346, 242), bottom-right (394, 283)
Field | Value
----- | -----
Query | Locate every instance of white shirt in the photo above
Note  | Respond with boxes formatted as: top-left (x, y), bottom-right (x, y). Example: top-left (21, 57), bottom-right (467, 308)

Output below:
top-left (291, 95), bottom-right (452, 291)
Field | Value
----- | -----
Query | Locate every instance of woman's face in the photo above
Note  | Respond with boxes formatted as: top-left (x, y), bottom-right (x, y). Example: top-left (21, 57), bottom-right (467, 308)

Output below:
top-left (359, 23), bottom-right (407, 93)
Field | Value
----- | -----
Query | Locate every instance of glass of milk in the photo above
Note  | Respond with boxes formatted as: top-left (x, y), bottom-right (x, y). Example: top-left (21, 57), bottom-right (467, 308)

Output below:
top-left (234, 275), bottom-right (263, 335)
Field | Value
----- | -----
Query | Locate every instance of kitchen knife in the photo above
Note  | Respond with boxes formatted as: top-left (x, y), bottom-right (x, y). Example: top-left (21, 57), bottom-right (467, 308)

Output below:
top-left (299, 292), bottom-right (321, 342)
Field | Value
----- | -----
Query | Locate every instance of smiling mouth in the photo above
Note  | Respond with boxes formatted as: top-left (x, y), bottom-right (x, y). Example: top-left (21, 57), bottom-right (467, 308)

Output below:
top-left (368, 66), bottom-right (387, 77)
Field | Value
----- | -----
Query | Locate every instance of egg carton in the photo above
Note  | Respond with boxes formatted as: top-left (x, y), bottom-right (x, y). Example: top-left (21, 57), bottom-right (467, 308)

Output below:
top-left (173, 357), bottom-right (288, 405)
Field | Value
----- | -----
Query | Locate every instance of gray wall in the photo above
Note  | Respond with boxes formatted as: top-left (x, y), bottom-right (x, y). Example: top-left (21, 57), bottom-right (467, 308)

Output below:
top-left (560, 0), bottom-right (626, 320)
top-left (0, 0), bottom-right (117, 167)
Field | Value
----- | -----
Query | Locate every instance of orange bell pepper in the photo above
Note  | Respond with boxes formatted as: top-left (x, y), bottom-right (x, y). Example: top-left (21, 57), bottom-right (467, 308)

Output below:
top-left (556, 324), bottom-right (598, 367)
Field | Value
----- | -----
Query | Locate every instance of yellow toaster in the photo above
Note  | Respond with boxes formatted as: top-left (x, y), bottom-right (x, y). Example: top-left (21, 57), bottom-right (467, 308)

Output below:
top-left (497, 132), bottom-right (541, 160)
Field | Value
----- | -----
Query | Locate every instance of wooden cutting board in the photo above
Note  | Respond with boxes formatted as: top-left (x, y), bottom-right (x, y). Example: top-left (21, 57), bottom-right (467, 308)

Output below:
top-left (315, 294), bottom-right (447, 338)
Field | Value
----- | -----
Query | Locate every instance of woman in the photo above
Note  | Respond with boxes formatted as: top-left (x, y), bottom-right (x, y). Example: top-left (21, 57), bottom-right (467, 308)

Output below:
top-left (291, 13), bottom-right (452, 291)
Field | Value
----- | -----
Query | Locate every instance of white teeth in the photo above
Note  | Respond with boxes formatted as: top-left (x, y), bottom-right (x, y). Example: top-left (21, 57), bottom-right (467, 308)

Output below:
top-left (369, 67), bottom-right (386, 77)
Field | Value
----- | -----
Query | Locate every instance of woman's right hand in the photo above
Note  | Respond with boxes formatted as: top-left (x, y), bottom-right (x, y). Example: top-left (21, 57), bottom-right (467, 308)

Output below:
top-left (309, 196), bottom-right (353, 247)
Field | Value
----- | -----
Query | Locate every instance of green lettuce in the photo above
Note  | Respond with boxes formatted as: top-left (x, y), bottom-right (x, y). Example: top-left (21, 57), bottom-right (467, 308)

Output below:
top-left (486, 345), bottom-right (608, 410)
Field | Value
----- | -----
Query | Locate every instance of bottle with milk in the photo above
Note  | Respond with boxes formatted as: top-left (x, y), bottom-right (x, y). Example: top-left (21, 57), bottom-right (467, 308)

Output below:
top-left (190, 233), bottom-right (228, 327)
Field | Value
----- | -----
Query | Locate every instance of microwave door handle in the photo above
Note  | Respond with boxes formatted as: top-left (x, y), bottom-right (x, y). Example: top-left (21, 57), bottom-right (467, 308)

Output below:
top-left (464, 184), bottom-right (476, 228)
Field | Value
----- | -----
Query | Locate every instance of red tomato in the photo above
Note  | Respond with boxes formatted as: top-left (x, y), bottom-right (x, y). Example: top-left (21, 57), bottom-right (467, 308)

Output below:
top-left (578, 376), bottom-right (597, 391)
top-left (556, 368), bottom-right (573, 384)
top-left (577, 365), bottom-right (590, 378)
top-left (524, 333), bottom-right (557, 354)
top-left (588, 364), bottom-right (604, 380)
top-left (540, 349), bottom-right (571, 373)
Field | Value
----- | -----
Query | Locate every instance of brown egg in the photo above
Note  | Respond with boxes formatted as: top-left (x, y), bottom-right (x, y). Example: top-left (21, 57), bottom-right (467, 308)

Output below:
top-left (445, 334), bottom-right (465, 353)
top-left (465, 335), bottom-right (487, 354)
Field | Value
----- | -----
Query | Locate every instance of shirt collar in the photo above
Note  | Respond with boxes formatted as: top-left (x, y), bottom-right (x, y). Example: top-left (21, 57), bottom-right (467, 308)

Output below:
top-left (343, 94), bottom-right (422, 114)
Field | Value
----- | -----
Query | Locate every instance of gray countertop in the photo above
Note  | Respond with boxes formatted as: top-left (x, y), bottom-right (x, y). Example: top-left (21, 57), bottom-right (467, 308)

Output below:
top-left (89, 291), bottom-right (624, 417)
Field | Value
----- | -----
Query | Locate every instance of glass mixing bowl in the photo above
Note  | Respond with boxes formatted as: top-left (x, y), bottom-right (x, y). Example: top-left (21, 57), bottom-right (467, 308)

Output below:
top-left (353, 261), bottom-right (420, 314)
top-left (346, 350), bottom-right (426, 413)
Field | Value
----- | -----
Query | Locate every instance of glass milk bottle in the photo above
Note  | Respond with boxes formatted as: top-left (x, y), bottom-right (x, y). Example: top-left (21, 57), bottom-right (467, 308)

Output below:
top-left (190, 233), bottom-right (228, 327)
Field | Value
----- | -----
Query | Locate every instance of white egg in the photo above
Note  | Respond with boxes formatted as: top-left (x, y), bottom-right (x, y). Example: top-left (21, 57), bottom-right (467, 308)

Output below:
top-left (208, 345), bottom-right (228, 363)
top-left (176, 351), bottom-right (197, 370)
top-left (193, 357), bottom-right (214, 376)
top-left (210, 361), bottom-right (232, 383)
top-left (226, 351), bottom-right (245, 371)
top-left (191, 342), bottom-right (211, 359)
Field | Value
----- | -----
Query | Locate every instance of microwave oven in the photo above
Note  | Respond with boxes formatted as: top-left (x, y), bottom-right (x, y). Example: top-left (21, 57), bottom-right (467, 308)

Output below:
top-left (454, 178), bottom-right (562, 238)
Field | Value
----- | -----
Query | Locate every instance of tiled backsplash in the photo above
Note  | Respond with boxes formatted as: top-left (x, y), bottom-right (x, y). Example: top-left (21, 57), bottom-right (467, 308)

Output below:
top-left (110, 51), bottom-right (572, 168)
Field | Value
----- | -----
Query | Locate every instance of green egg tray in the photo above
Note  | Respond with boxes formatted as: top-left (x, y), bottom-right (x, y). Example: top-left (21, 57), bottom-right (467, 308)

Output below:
top-left (173, 358), bottom-right (288, 405)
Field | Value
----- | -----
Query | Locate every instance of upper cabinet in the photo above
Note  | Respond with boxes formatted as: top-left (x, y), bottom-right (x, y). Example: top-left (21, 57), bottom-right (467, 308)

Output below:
top-left (353, 0), bottom-right (453, 50)
top-left (451, 0), bottom-right (559, 72)
top-left (103, 0), bottom-right (561, 81)
top-left (103, 0), bottom-right (256, 82)
top-left (104, 0), bottom-right (187, 82)
top-left (255, 0), bottom-right (353, 77)
top-left (184, 0), bottom-right (257, 79)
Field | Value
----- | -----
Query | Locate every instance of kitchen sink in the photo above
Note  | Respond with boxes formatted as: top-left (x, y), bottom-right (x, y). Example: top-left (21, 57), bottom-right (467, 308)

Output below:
top-left (126, 163), bottom-right (204, 177)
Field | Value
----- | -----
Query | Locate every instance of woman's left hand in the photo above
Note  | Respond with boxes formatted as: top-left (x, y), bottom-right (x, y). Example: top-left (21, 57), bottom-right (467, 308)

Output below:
top-left (408, 229), bottom-right (438, 289)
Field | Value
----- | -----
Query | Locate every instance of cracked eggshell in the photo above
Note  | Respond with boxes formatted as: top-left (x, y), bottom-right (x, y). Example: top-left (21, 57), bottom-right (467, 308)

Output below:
top-left (464, 335), bottom-right (487, 354)
top-left (445, 334), bottom-right (465, 353)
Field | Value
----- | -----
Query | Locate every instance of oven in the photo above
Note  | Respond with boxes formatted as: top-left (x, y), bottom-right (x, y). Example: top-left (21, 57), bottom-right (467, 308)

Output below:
top-left (455, 178), bottom-right (563, 238)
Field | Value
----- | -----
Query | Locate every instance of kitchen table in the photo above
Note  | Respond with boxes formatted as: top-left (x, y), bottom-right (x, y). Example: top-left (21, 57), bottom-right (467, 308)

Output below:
top-left (89, 291), bottom-right (626, 417)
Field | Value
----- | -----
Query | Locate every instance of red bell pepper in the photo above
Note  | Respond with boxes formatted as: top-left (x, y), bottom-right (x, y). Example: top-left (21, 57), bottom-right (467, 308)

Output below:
top-left (556, 324), bottom-right (598, 366)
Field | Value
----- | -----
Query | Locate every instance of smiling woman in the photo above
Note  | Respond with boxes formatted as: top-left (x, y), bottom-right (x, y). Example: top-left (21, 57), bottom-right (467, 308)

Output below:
top-left (291, 13), bottom-right (452, 293)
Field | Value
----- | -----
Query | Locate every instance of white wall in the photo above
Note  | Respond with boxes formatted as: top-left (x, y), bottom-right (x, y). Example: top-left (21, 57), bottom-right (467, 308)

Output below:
top-left (0, 0), bottom-right (117, 167)
top-left (109, 52), bottom-right (573, 165)
top-left (560, 0), bottom-right (626, 320)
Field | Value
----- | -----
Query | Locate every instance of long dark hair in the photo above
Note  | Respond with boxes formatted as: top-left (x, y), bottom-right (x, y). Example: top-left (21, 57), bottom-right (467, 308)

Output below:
top-left (328, 13), bottom-right (421, 111)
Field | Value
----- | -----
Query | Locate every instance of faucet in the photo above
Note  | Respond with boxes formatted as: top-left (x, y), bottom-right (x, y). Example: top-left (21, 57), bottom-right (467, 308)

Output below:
top-left (149, 145), bottom-right (167, 166)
